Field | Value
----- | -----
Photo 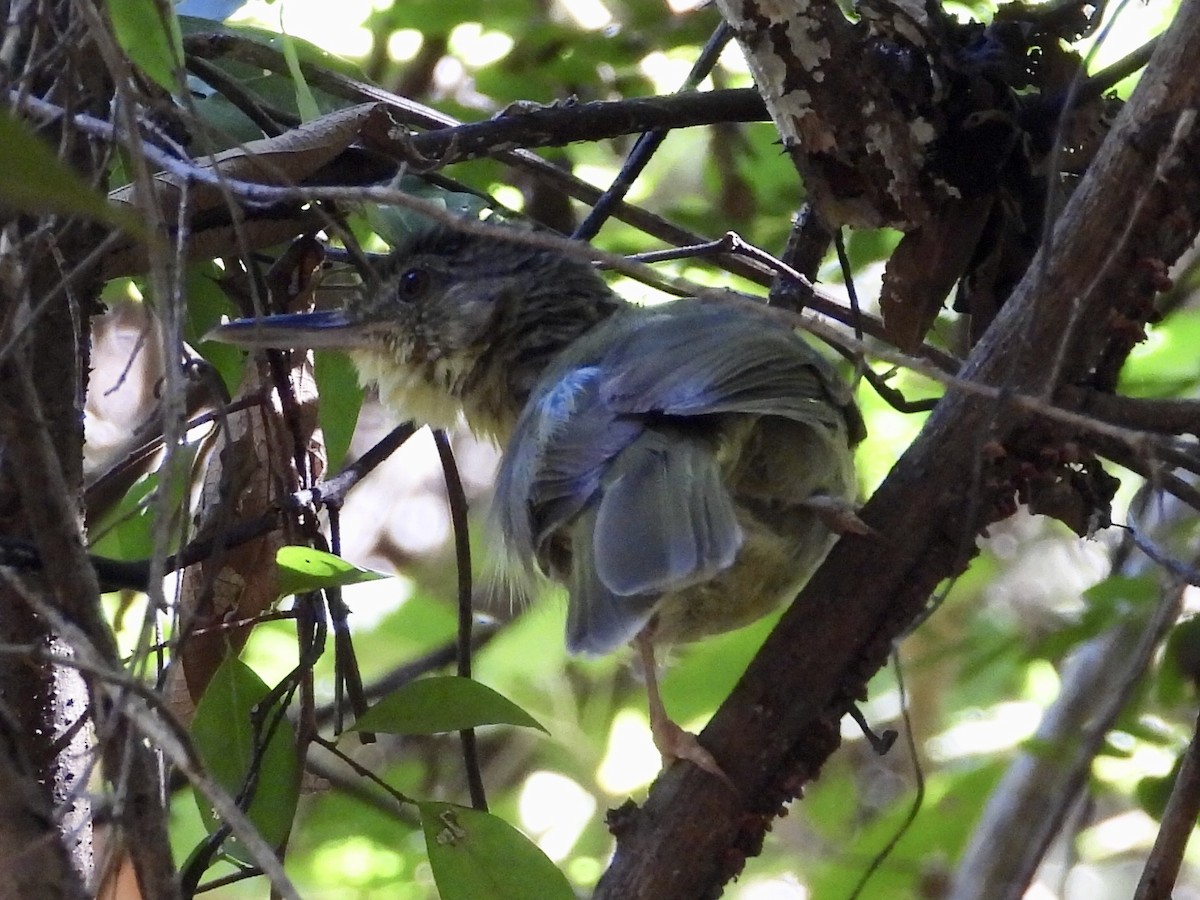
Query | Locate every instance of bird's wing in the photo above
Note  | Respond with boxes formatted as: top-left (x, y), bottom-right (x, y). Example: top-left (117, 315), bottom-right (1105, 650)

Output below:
top-left (490, 302), bottom-right (860, 655)
top-left (564, 506), bottom-right (660, 655)
top-left (592, 428), bottom-right (742, 596)
top-left (598, 303), bottom-right (862, 439)
top-left (491, 367), bottom-right (631, 574)
top-left (492, 350), bottom-right (745, 655)
top-left (561, 430), bottom-right (743, 655)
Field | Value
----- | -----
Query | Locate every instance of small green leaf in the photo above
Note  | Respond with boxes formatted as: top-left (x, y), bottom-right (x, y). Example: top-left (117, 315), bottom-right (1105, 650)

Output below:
top-left (89, 472), bottom-right (158, 562)
top-left (314, 352), bottom-right (363, 473)
top-left (1039, 573), bottom-right (1159, 661)
top-left (419, 802), bottom-right (574, 900)
top-left (107, 0), bottom-right (184, 91)
top-left (0, 111), bottom-right (141, 234)
top-left (1136, 759), bottom-right (1180, 821)
top-left (186, 262), bottom-right (244, 396)
top-left (275, 546), bottom-right (388, 597)
top-left (1159, 616), bottom-right (1200, 705)
top-left (1083, 573), bottom-right (1158, 608)
top-left (190, 658), bottom-right (300, 865)
top-left (1167, 616), bottom-right (1200, 684)
top-left (1122, 310), bottom-right (1200, 395)
top-left (354, 675), bottom-right (547, 735)
top-left (279, 27), bottom-right (321, 122)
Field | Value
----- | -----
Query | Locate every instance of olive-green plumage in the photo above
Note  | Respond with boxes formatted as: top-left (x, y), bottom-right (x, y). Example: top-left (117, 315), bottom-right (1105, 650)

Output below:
top-left (211, 227), bottom-right (864, 656)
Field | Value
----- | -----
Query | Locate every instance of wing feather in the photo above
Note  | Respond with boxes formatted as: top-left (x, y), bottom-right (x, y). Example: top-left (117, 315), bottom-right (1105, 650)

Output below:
top-left (599, 303), bottom-right (862, 439)
top-left (593, 430), bottom-right (741, 597)
top-left (490, 299), bottom-right (862, 654)
top-left (564, 508), bottom-right (660, 655)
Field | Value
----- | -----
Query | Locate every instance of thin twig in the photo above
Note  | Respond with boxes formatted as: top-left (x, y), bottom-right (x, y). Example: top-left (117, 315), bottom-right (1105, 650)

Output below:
top-left (846, 648), bottom-right (924, 900)
top-left (184, 55), bottom-right (292, 136)
top-left (312, 627), bottom-right (499, 730)
top-left (574, 21), bottom-right (733, 240)
top-left (306, 422), bottom-right (418, 506)
top-left (1133, 705), bottom-right (1200, 899)
top-left (431, 429), bottom-right (487, 812)
top-left (310, 734), bottom-right (418, 809)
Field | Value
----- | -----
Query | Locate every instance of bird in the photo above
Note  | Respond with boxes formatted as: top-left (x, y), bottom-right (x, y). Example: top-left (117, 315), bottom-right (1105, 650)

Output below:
top-left (209, 225), bottom-right (865, 783)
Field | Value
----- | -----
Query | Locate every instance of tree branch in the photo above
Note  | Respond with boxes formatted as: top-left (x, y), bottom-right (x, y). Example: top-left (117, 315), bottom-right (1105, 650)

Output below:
top-left (950, 526), bottom-right (1185, 899)
top-left (593, 3), bottom-right (1200, 896)
top-left (1063, 388), bottom-right (1200, 437)
top-left (1134, 704), bottom-right (1200, 899)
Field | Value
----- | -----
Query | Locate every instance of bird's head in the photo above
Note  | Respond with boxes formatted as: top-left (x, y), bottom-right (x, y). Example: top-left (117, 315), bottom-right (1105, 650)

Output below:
top-left (209, 227), bottom-right (626, 440)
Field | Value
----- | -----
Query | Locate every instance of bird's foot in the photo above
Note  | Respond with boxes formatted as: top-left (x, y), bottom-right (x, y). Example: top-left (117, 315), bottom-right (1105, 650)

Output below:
top-left (650, 715), bottom-right (738, 793)
top-left (802, 496), bottom-right (872, 536)
top-left (635, 631), bottom-right (738, 793)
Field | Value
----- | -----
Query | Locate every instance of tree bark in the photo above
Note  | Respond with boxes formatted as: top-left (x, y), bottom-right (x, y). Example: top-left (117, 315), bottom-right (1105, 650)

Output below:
top-left (0, 2), bottom-right (175, 895)
top-left (594, 1), bottom-right (1200, 896)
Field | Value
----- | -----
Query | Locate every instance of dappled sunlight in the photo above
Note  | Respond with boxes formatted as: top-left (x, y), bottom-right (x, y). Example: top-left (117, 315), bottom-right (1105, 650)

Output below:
top-left (927, 702), bottom-right (1044, 761)
top-left (597, 709), bottom-right (661, 795)
top-left (519, 771), bottom-right (597, 861)
top-left (15, 0), bottom-right (1193, 896)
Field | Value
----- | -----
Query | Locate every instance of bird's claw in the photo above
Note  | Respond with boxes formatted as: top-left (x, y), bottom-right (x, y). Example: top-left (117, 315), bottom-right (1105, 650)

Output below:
top-left (802, 496), bottom-right (873, 536)
top-left (651, 716), bottom-right (738, 794)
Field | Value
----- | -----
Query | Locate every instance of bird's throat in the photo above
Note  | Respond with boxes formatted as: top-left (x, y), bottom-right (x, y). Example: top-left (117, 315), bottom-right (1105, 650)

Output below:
top-left (349, 346), bottom-right (520, 443)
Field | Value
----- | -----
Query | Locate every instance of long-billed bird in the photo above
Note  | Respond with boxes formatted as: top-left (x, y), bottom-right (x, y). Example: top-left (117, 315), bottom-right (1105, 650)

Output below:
top-left (210, 226), bottom-right (865, 783)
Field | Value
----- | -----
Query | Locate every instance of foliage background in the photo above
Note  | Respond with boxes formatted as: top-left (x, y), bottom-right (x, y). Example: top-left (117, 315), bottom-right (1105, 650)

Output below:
top-left (12, 0), bottom-right (1200, 897)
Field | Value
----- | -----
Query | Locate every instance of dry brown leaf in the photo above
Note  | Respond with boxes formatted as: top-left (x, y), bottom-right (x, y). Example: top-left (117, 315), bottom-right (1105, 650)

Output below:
top-left (880, 195), bottom-right (993, 351)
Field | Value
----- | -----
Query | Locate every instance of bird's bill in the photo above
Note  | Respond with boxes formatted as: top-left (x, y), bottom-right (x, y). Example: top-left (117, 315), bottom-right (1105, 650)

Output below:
top-left (206, 310), bottom-right (378, 349)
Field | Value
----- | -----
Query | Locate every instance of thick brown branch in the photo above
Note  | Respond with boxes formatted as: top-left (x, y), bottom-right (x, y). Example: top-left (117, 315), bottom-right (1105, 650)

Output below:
top-left (1064, 387), bottom-right (1200, 437)
top-left (180, 31), bottom-right (775, 262)
top-left (402, 90), bottom-right (768, 166)
top-left (593, 2), bottom-right (1200, 896)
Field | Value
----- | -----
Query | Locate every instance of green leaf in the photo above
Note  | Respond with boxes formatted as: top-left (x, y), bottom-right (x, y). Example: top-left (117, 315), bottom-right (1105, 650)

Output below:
top-left (806, 760), bottom-right (1006, 898)
top-left (1037, 573), bottom-right (1159, 661)
top-left (190, 657), bottom-right (301, 865)
top-left (275, 546), bottom-right (388, 597)
top-left (0, 111), bottom-right (141, 234)
top-left (89, 434), bottom-right (197, 562)
top-left (419, 802), bottom-right (574, 900)
top-left (279, 28), bottom-right (321, 122)
top-left (1136, 758), bottom-right (1180, 820)
top-left (179, 17), bottom-right (365, 79)
top-left (354, 675), bottom-right (547, 735)
top-left (107, 0), bottom-right (184, 91)
top-left (1083, 573), bottom-right (1158, 608)
top-left (178, 17), bottom-right (366, 151)
top-left (661, 612), bottom-right (777, 724)
top-left (186, 262), bottom-right (244, 396)
top-left (89, 473), bottom-right (159, 562)
top-left (314, 352), bottom-right (362, 473)
top-left (1159, 616), bottom-right (1200, 705)
top-left (1122, 309), bottom-right (1200, 396)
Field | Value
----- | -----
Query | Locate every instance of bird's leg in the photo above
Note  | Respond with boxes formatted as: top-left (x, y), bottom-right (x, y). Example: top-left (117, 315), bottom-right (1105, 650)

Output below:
top-left (635, 632), bottom-right (737, 792)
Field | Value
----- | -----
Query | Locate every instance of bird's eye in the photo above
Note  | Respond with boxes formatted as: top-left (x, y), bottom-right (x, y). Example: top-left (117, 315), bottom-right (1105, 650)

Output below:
top-left (397, 267), bottom-right (428, 299)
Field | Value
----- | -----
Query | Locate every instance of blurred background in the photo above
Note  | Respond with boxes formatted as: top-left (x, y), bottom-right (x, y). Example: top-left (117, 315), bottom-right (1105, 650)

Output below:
top-left (84, 0), bottom-right (1200, 896)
